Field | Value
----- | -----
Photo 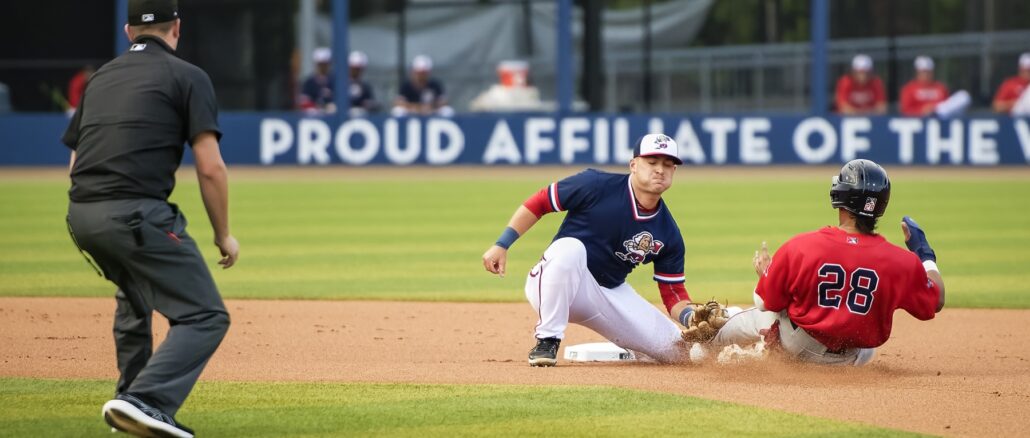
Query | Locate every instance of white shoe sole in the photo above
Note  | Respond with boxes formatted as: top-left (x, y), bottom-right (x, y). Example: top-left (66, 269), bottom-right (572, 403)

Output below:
top-left (102, 400), bottom-right (193, 438)
top-left (528, 357), bottom-right (557, 367)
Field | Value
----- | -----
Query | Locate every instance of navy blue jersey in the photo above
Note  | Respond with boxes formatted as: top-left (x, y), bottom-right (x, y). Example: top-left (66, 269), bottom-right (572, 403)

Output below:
top-left (547, 169), bottom-right (686, 289)
top-left (399, 78), bottom-right (445, 105)
top-left (349, 80), bottom-right (374, 108)
top-left (301, 74), bottom-right (333, 108)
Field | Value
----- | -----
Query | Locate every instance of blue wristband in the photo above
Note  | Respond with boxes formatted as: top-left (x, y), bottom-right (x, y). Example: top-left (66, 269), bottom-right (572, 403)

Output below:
top-left (495, 226), bottom-right (520, 250)
top-left (903, 216), bottom-right (936, 262)
top-left (678, 307), bottom-right (694, 327)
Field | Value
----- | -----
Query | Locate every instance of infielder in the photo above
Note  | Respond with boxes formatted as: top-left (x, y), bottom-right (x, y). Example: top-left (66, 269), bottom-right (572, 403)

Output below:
top-left (63, 0), bottom-right (236, 436)
top-left (703, 159), bottom-right (945, 365)
top-left (482, 134), bottom-right (712, 366)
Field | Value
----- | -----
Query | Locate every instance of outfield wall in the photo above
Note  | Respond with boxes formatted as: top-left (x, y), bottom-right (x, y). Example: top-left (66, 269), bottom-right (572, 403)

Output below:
top-left (2, 113), bottom-right (1029, 166)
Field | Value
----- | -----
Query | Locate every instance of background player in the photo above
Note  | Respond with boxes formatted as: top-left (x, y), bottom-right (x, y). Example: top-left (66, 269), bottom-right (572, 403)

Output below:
top-left (835, 54), bottom-right (887, 115)
top-left (298, 47), bottom-right (336, 114)
top-left (346, 50), bottom-right (377, 116)
top-left (63, 0), bottom-right (237, 436)
top-left (392, 55), bottom-right (453, 117)
top-left (481, 134), bottom-right (708, 366)
top-left (706, 159), bottom-right (945, 365)
top-left (899, 56), bottom-right (948, 117)
top-left (993, 52), bottom-right (1030, 115)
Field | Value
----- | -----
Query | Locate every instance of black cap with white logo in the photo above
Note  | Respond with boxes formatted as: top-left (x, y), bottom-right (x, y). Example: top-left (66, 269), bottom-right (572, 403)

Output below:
top-left (128, 0), bottom-right (179, 25)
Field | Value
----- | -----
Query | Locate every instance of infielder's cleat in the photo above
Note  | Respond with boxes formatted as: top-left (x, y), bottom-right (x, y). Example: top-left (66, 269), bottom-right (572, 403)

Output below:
top-left (102, 393), bottom-right (194, 438)
top-left (528, 337), bottom-right (560, 367)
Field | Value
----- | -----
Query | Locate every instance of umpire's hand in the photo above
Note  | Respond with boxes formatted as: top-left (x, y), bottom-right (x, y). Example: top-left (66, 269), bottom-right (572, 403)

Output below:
top-left (216, 235), bottom-right (239, 269)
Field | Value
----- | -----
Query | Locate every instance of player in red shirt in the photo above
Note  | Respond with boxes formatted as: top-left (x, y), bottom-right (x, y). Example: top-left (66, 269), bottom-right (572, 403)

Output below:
top-left (835, 54), bottom-right (886, 115)
top-left (67, 65), bottom-right (95, 110)
top-left (900, 56), bottom-right (948, 116)
top-left (993, 53), bottom-right (1030, 114)
top-left (705, 159), bottom-right (946, 366)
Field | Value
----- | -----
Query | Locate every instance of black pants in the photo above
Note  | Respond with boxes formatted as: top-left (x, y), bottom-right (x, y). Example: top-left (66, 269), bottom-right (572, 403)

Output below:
top-left (68, 198), bottom-right (229, 417)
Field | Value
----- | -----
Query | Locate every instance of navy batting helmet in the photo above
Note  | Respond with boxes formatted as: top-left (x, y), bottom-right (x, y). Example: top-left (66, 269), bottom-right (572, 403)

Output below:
top-left (830, 159), bottom-right (891, 218)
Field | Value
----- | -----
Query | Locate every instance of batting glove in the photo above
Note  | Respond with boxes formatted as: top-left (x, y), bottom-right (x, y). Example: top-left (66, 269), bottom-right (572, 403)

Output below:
top-left (903, 216), bottom-right (936, 262)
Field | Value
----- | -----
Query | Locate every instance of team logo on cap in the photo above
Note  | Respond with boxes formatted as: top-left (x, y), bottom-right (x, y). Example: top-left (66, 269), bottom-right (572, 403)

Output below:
top-left (142, 13), bottom-right (155, 22)
top-left (654, 135), bottom-right (671, 149)
top-left (863, 197), bottom-right (877, 212)
top-left (615, 231), bottom-right (664, 264)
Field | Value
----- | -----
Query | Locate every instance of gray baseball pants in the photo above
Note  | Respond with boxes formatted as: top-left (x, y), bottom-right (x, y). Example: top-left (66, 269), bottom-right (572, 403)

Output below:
top-left (67, 198), bottom-right (229, 417)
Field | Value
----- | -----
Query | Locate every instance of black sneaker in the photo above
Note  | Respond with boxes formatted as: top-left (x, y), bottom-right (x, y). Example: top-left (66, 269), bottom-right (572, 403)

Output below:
top-left (102, 393), bottom-right (194, 438)
top-left (528, 337), bottom-right (561, 367)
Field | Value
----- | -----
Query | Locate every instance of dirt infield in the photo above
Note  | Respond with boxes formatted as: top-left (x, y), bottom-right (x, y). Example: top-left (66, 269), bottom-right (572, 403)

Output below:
top-left (2, 298), bottom-right (1027, 437)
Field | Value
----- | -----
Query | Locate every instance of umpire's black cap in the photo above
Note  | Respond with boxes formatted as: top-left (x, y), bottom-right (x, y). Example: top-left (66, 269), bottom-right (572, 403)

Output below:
top-left (128, 0), bottom-right (179, 25)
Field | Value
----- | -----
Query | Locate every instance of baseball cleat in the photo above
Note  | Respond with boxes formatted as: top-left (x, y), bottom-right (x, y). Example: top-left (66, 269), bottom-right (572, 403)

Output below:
top-left (102, 394), bottom-right (194, 438)
top-left (528, 337), bottom-right (561, 367)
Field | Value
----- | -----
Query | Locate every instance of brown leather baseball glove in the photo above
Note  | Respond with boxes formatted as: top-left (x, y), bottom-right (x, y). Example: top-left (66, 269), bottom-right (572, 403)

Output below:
top-left (680, 301), bottom-right (730, 343)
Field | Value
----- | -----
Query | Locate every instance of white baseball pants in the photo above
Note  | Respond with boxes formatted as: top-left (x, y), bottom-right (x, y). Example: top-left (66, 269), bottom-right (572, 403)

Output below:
top-left (712, 307), bottom-right (875, 366)
top-left (524, 237), bottom-right (688, 363)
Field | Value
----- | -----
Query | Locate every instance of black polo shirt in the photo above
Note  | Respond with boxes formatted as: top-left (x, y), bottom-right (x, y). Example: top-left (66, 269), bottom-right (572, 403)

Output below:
top-left (62, 35), bottom-right (221, 202)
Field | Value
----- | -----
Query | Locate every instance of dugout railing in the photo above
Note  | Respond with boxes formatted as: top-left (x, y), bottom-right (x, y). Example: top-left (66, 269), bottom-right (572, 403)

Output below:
top-left (350, 29), bottom-right (1030, 115)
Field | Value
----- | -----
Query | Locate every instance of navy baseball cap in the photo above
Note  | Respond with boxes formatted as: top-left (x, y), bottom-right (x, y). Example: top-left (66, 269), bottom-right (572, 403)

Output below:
top-left (128, 0), bottom-right (179, 25)
top-left (633, 134), bottom-right (682, 165)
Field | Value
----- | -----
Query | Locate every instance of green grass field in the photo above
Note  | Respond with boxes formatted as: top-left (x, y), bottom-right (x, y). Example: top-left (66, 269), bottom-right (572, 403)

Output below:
top-left (0, 378), bottom-right (920, 437)
top-left (1, 169), bottom-right (1027, 308)
top-left (0, 168), bottom-right (1025, 437)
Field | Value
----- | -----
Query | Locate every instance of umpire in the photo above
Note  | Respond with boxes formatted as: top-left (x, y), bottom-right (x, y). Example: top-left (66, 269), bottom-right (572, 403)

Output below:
top-left (63, 1), bottom-right (237, 437)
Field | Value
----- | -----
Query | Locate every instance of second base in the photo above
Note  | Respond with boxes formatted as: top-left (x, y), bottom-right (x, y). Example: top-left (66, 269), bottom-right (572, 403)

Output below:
top-left (563, 342), bottom-right (636, 362)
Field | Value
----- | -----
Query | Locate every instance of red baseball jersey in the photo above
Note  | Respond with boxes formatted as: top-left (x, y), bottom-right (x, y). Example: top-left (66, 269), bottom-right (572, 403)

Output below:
top-left (835, 75), bottom-right (886, 112)
top-left (900, 80), bottom-right (948, 116)
top-left (993, 76), bottom-right (1030, 106)
top-left (756, 227), bottom-right (940, 351)
top-left (67, 70), bottom-right (90, 109)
